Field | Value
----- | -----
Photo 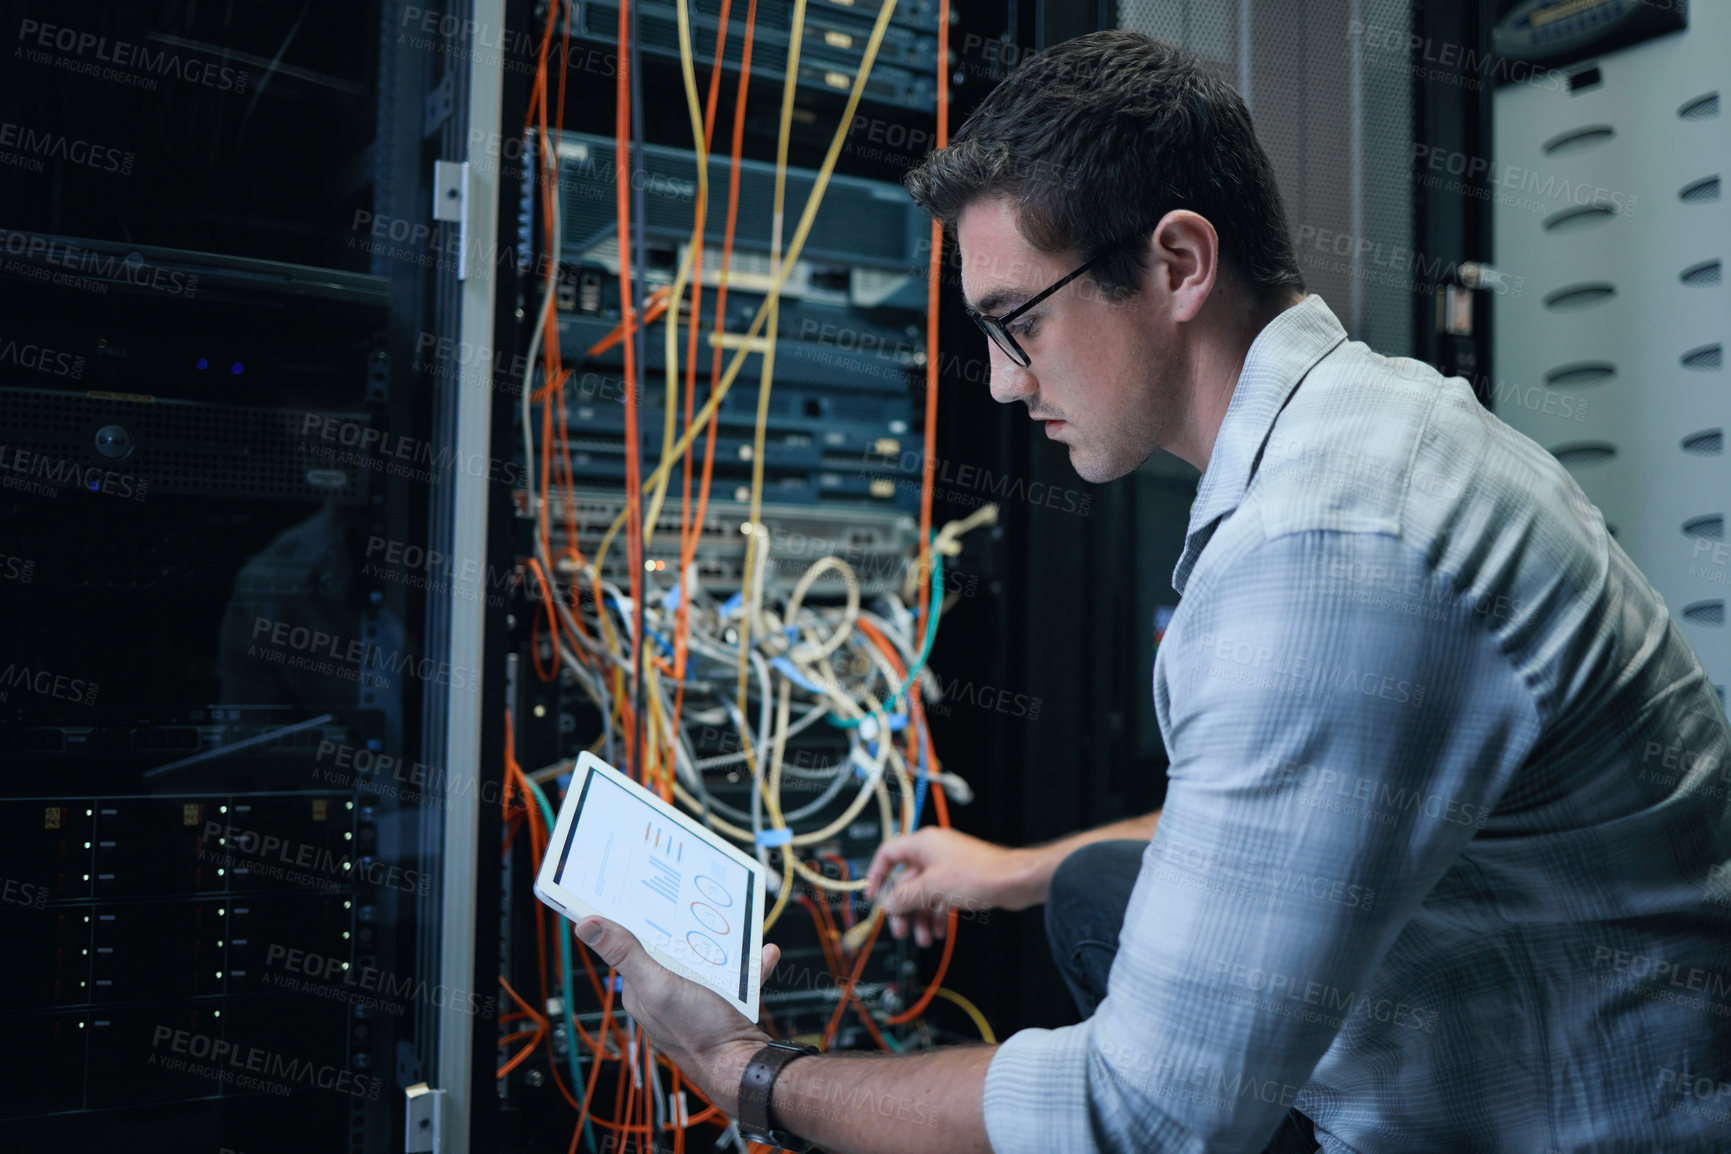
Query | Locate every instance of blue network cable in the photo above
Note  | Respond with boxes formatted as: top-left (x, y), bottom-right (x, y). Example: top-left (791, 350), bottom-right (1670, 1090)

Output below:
top-left (909, 719), bottom-right (933, 831)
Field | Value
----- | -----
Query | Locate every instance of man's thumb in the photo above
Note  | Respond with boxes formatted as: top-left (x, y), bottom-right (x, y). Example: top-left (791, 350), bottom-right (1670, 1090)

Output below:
top-left (576, 916), bottom-right (642, 975)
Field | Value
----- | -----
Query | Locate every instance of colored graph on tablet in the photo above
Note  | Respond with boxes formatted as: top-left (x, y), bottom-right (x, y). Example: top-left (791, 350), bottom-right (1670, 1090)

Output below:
top-left (557, 768), bottom-right (755, 1003)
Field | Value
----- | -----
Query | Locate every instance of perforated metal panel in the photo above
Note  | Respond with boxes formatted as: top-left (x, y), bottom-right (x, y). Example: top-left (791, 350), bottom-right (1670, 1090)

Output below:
top-left (0, 388), bottom-right (370, 502)
top-left (1116, 0), bottom-right (1415, 355)
top-left (1492, 5), bottom-right (1728, 704)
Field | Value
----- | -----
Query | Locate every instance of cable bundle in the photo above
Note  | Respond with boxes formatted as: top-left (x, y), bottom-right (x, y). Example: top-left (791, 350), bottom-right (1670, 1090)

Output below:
top-left (499, 0), bottom-right (991, 1148)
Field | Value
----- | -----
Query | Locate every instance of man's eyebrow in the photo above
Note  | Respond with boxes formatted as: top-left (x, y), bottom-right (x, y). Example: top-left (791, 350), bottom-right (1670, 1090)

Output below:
top-left (968, 288), bottom-right (1030, 316)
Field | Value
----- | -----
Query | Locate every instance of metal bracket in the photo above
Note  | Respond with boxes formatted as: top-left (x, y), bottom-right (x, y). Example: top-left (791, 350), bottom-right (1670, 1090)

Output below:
top-left (405, 1082), bottom-right (445, 1153)
top-left (423, 73), bottom-right (455, 137)
top-left (433, 160), bottom-right (470, 280)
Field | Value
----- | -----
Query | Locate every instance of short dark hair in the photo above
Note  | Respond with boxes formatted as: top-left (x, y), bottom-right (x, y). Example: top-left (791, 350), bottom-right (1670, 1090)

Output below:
top-left (906, 30), bottom-right (1305, 305)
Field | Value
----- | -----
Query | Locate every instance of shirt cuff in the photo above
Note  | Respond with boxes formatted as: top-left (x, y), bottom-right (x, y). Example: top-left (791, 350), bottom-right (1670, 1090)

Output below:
top-left (983, 1023), bottom-right (1095, 1154)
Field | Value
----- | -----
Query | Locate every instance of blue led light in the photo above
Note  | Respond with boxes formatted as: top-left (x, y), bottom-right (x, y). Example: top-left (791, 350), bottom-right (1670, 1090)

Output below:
top-left (196, 358), bottom-right (208, 369)
top-left (230, 362), bottom-right (244, 375)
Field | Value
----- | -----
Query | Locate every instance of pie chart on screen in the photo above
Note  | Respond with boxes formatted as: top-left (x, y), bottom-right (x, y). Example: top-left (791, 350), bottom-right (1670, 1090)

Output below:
top-left (686, 930), bottom-right (727, 966)
top-left (690, 901), bottom-right (729, 935)
top-left (694, 875), bottom-right (731, 906)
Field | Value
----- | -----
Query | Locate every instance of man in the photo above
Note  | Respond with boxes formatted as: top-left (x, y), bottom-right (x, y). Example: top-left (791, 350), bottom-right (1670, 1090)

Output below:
top-left (574, 30), bottom-right (1731, 1153)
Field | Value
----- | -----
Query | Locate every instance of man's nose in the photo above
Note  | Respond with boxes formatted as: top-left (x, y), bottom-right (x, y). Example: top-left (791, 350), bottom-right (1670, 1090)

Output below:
top-left (986, 345), bottom-right (1037, 405)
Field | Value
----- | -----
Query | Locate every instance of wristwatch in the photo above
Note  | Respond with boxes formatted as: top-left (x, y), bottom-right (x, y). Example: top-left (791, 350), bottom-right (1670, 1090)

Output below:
top-left (737, 1039), bottom-right (819, 1151)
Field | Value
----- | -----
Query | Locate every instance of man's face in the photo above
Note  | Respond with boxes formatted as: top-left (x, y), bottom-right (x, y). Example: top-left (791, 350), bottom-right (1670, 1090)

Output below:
top-left (957, 197), bottom-right (1176, 483)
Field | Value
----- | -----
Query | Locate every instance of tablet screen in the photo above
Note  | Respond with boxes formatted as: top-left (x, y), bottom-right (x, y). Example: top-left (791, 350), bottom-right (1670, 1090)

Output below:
top-left (553, 765), bottom-right (757, 1007)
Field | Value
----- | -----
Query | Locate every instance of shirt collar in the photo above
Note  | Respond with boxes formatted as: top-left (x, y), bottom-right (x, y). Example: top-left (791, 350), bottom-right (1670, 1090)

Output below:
top-left (1171, 293), bottom-right (1347, 595)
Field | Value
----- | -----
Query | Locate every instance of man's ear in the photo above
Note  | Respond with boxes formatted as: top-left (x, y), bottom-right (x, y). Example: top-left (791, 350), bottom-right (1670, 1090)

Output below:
top-left (1149, 209), bottom-right (1219, 323)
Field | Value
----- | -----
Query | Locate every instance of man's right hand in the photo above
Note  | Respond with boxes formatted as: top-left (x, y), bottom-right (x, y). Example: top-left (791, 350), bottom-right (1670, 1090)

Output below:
top-left (863, 827), bottom-right (1043, 946)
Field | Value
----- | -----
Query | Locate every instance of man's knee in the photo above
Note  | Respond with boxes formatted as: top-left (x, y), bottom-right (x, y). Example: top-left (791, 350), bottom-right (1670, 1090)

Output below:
top-left (1043, 839), bottom-right (1146, 953)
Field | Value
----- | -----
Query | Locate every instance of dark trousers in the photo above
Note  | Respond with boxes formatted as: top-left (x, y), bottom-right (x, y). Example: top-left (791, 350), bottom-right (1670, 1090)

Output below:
top-left (1044, 840), bottom-right (1321, 1154)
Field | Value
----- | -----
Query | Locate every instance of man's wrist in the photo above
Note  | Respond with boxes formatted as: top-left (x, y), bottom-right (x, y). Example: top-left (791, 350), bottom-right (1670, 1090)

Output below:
top-left (710, 1036), bottom-right (772, 1116)
top-left (1006, 843), bottom-right (1062, 909)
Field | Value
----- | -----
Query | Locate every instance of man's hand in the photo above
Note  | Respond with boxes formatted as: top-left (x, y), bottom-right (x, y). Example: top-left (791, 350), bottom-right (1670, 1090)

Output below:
top-left (863, 828), bottom-right (1041, 946)
top-left (574, 916), bottom-right (780, 1115)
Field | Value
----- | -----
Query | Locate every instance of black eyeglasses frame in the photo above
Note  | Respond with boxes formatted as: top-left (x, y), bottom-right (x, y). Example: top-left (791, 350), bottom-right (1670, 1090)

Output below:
top-left (962, 235), bottom-right (1142, 367)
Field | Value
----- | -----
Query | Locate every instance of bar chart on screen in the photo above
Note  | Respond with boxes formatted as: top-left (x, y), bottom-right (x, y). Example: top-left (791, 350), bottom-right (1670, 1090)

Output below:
top-left (641, 821), bottom-right (688, 903)
top-left (643, 854), bottom-right (681, 903)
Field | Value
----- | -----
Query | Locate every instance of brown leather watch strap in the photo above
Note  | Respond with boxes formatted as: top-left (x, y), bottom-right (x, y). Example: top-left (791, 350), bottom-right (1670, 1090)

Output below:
top-left (738, 1040), bottom-right (819, 1150)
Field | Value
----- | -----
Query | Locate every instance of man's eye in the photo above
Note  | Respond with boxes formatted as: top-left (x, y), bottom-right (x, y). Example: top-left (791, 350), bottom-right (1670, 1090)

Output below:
top-left (1006, 318), bottom-right (1037, 339)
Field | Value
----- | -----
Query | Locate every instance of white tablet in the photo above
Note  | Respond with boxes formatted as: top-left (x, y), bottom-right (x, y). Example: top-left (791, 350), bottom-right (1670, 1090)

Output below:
top-left (534, 752), bottom-right (767, 1022)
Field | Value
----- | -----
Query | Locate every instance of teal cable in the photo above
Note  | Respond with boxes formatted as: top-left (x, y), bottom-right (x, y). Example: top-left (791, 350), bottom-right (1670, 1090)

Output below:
top-left (523, 774), bottom-right (601, 1154)
top-left (830, 539), bottom-right (944, 729)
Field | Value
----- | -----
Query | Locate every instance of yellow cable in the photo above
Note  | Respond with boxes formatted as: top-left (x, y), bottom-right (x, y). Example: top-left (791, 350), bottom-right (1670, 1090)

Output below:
top-left (588, 0), bottom-right (902, 581)
top-left (761, 674), bottom-right (798, 928)
top-left (729, 0), bottom-right (809, 820)
top-left (838, 907), bottom-right (881, 954)
top-left (765, 845), bottom-right (795, 932)
top-left (739, 0), bottom-right (807, 718)
top-left (642, 0), bottom-right (715, 550)
top-left (931, 987), bottom-right (996, 1043)
top-left (782, 556), bottom-right (861, 663)
top-left (645, 665), bottom-right (673, 794)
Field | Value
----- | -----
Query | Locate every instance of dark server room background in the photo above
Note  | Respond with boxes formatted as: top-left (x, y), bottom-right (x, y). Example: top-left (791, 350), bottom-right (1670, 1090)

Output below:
top-left (0, 0), bottom-right (1716, 1150)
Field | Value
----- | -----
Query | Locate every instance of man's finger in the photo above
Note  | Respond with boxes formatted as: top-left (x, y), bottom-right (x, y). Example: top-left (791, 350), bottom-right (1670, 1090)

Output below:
top-left (864, 840), bottom-right (912, 899)
top-left (575, 916), bottom-right (658, 984)
top-left (878, 880), bottom-right (913, 916)
top-left (760, 942), bottom-right (781, 987)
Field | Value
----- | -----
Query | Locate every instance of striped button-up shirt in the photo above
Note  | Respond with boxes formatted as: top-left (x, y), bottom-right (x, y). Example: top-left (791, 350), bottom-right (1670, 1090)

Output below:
top-left (983, 293), bottom-right (1731, 1153)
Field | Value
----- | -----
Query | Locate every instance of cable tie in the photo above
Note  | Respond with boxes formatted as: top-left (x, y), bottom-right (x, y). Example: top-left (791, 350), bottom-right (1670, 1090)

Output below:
top-left (720, 592), bottom-right (744, 619)
top-left (755, 827), bottom-right (793, 848)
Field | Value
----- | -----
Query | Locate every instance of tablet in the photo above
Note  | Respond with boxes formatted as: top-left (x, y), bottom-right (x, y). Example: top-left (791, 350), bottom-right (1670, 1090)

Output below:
top-left (534, 752), bottom-right (767, 1022)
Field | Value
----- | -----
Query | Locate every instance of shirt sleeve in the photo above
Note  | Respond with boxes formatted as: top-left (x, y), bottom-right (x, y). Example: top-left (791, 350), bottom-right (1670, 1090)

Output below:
top-left (982, 527), bottom-right (1542, 1154)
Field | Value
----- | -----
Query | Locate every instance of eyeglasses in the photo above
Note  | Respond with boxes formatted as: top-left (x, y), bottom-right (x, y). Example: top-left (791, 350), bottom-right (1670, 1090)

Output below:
top-left (963, 240), bottom-right (1132, 368)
